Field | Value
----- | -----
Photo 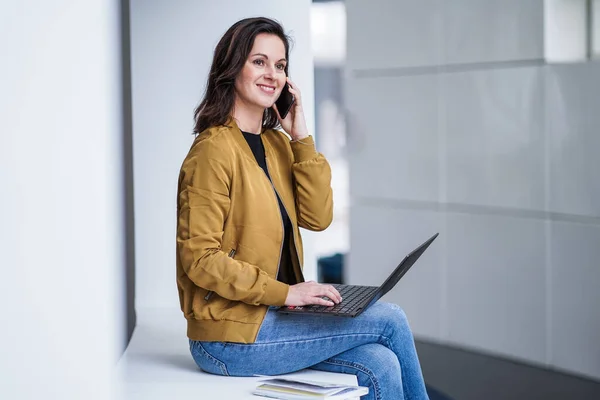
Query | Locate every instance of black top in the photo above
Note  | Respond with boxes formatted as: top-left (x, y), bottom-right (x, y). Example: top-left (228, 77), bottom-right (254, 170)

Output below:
top-left (241, 131), bottom-right (295, 285)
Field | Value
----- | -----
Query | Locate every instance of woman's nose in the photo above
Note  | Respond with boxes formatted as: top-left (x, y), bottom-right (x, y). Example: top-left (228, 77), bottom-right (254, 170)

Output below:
top-left (264, 64), bottom-right (276, 78)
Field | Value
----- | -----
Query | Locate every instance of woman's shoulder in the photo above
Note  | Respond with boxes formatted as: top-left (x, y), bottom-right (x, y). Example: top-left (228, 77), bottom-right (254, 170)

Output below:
top-left (195, 124), bottom-right (235, 143)
top-left (190, 124), bottom-right (236, 154)
top-left (182, 125), bottom-right (236, 171)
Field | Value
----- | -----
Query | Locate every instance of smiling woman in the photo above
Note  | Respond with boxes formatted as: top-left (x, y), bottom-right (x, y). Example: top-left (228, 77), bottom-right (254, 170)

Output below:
top-left (235, 35), bottom-right (287, 107)
top-left (177, 17), bottom-right (430, 400)
top-left (232, 33), bottom-right (305, 136)
top-left (192, 18), bottom-right (293, 135)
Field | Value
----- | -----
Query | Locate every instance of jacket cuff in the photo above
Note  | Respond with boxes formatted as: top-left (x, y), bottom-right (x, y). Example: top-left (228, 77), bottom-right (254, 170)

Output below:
top-left (290, 135), bottom-right (318, 163)
top-left (261, 278), bottom-right (289, 306)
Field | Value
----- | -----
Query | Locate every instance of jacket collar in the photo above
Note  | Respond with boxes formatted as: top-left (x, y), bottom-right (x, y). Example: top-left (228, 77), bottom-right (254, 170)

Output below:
top-left (227, 118), bottom-right (273, 163)
top-left (225, 118), bottom-right (254, 163)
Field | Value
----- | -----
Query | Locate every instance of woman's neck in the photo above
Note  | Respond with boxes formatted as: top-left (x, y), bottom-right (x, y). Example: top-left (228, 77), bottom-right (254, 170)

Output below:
top-left (232, 99), bottom-right (263, 135)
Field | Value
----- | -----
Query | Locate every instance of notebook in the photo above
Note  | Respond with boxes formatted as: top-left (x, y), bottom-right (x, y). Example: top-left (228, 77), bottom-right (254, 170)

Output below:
top-left (253, 376), bottom-right (368, 399)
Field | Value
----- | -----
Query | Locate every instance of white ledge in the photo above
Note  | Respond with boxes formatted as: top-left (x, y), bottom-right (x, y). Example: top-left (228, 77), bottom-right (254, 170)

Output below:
top-left (117, 307), bottom-right (359, 399)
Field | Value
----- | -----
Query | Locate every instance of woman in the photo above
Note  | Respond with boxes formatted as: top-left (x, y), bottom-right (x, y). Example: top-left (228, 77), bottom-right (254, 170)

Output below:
top-left (176, 17), bottom-right (429, 400)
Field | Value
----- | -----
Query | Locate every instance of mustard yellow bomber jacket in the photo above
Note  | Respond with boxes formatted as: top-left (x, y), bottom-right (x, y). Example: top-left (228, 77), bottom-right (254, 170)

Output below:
top-left (176, 120), bottom-right (333, 343)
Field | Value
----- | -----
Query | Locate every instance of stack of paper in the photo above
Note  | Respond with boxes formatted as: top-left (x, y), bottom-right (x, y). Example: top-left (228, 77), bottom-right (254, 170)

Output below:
top-left (252, 377), bottom-right (369, 399)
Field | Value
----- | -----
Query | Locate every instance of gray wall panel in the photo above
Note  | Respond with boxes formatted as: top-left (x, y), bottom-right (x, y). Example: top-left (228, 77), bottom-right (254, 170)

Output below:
top-left (346, 0), bottom-right (543, 71)
top-left (444, 67), bottom-right (545, 210)
top-left (346, 0), bottom-right (442, 70)
top-left (442, 0), bottom-right (544, 65)
top-left (346, 74), bottom-right (440, 203)
top-left (546, 63), bottom-right (600, 218)
top-left (445, 212), bottom-right (547, 365)
top-left (550, 222), bottom-right (600, 380)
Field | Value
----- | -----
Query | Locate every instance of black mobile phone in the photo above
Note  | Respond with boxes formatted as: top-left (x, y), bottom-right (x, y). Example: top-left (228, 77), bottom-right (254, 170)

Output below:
top-left (274, 82), bottom-right (295, 119)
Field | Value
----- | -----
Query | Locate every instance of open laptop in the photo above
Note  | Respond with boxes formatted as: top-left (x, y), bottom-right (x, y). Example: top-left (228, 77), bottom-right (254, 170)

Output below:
top-left (278, 233), bottom-right (439, 317)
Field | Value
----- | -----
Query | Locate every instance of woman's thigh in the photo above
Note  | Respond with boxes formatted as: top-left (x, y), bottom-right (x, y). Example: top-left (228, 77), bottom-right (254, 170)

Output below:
top-left (191, 302), bottom-right (409, 377)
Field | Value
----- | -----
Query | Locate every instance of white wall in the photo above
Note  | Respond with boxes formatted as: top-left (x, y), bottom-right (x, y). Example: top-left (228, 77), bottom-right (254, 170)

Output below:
top-left (345, 0), bottom-right (600, 381)
top-left (0, 1), bottom-right (124, 399)
top-left (130, 0), bottom-right (316, 310)
top-left (595, 0), bottom-right (600, 57)
top-left (544, 0), bottom-right (588, 62)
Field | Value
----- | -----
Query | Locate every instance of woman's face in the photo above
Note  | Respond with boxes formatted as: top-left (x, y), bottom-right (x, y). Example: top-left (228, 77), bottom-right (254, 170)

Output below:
top-left (234, 33), bottom-right (287, 112)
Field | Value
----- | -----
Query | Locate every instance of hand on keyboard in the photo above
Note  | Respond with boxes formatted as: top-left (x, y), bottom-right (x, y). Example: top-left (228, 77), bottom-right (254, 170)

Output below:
top-left (284, 281), bottom-right (343, 307)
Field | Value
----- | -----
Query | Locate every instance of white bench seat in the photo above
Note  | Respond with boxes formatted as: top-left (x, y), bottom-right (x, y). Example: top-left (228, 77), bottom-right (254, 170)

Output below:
top-left (117, 308), bottom-right (360, 399)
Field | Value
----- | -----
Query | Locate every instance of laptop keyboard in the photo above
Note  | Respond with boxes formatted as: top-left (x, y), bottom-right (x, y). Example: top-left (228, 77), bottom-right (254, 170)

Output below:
top-left (303, 284), bottom-right (378, 314)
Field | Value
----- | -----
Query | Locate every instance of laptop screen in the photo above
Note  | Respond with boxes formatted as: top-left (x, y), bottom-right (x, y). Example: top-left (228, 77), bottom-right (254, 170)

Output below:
top-left (368, 233), bottom-right (438, 305)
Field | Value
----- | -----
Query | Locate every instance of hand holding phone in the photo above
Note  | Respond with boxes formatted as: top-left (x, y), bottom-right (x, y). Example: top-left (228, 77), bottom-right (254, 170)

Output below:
top-left (274, 82), bottom-right (295, 120)
top-left (274, 78), bottom-right (308, 140)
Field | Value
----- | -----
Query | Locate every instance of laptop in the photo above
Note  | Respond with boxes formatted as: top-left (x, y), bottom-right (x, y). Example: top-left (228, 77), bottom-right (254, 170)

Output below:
top-left (277, 233), bottom-right (439, 317)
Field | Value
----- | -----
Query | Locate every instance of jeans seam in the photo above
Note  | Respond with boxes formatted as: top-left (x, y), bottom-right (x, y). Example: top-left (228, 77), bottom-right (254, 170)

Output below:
top-left (321, 358), bottom-right (382, 400)
top-left (196, 342), bottom-right (230, 376)
top-left (251, 333), bottom-right (394, 347)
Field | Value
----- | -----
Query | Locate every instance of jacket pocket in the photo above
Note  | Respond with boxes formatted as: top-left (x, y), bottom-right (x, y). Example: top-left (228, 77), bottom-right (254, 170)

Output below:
top-left (203, 248), bottom-right (236, 302)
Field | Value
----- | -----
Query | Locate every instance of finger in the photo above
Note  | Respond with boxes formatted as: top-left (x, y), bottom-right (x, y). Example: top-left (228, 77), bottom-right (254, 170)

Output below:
top-left (286, 77), bottom-right (298, 91)
top-left (286, 85), bottom-right (301, 100)
top-left (286, 78), bottom-right (301, 97)
top-left (320, 287), bottom-right (336, 302)
top-left (301, 292), bottom-right (332, 306)
top-left (272, 103), bottom-right (280, 116)
top-left (321, 284), bottom-right (340, 298)
top-left (326, 288), bottom-right (341, 304)
top-left (316, 286), bottom-right (339, 304)
top-left (331, 287), bottom-right (342, 302)
top-left (314, 296), bottom-right (335, 307)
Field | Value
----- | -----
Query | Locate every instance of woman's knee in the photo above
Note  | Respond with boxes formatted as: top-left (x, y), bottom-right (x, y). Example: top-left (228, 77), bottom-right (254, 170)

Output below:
top-left (374, 302), bottom-right (411, 334)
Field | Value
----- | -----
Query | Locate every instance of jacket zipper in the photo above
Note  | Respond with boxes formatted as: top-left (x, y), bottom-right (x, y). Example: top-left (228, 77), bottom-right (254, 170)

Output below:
top-left (262, 157), bottom-right (286, 281)
top-left (204, 248), bottom-right (236, 301)
top-left (264, 156), bottom-right (302, 282)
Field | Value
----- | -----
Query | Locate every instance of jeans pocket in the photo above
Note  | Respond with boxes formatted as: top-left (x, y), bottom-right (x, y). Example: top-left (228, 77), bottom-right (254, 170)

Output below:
top-left (189, 341), bottom-right (230, 376)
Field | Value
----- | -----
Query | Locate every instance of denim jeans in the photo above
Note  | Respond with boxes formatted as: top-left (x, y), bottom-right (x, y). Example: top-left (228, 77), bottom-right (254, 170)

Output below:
top-left (189, 302), bottom-right (429, 400)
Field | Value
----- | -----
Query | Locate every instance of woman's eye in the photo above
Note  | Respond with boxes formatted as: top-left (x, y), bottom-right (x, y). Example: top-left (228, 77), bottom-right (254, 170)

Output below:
top-left (253, 59), bottom-right (264, 66)
top-left (276, 64), bottom-right (285, 70)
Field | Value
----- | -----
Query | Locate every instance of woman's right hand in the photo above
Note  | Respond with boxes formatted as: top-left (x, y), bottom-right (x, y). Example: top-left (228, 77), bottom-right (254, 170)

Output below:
top-left (285, 281), bottom-right (342, 307)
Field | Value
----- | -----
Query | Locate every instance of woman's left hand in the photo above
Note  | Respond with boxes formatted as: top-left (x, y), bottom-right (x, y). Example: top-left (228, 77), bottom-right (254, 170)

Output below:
top-left (273, 77), bottom-right (309, 141)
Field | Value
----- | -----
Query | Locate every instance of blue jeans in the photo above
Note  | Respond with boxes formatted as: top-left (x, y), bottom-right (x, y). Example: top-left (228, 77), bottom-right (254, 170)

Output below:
top-left (189, 302), bottom-right (429, 400)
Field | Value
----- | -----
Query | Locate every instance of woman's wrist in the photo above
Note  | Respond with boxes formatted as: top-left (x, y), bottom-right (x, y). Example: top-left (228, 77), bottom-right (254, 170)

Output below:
top-left (291, 132), bottom-right (309, 141)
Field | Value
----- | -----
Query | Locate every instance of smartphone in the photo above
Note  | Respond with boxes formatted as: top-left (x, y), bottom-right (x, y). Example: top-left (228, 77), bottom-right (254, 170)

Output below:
top-left (274, 82), bottom-right (295, 119)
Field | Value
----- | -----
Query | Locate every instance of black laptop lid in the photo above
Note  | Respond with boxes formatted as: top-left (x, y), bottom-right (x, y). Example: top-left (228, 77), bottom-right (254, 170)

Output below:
top-left (368, 233), bottom-right (438, 305)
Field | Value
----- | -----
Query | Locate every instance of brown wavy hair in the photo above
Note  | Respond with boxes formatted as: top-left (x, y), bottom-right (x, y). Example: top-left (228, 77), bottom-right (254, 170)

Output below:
top-left (193, 17), bottom-right (292, 134)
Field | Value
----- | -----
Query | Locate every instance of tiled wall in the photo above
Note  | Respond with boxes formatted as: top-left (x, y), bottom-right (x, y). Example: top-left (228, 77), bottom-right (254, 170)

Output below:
top-left (345, 0), bottom-right (600, 380)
